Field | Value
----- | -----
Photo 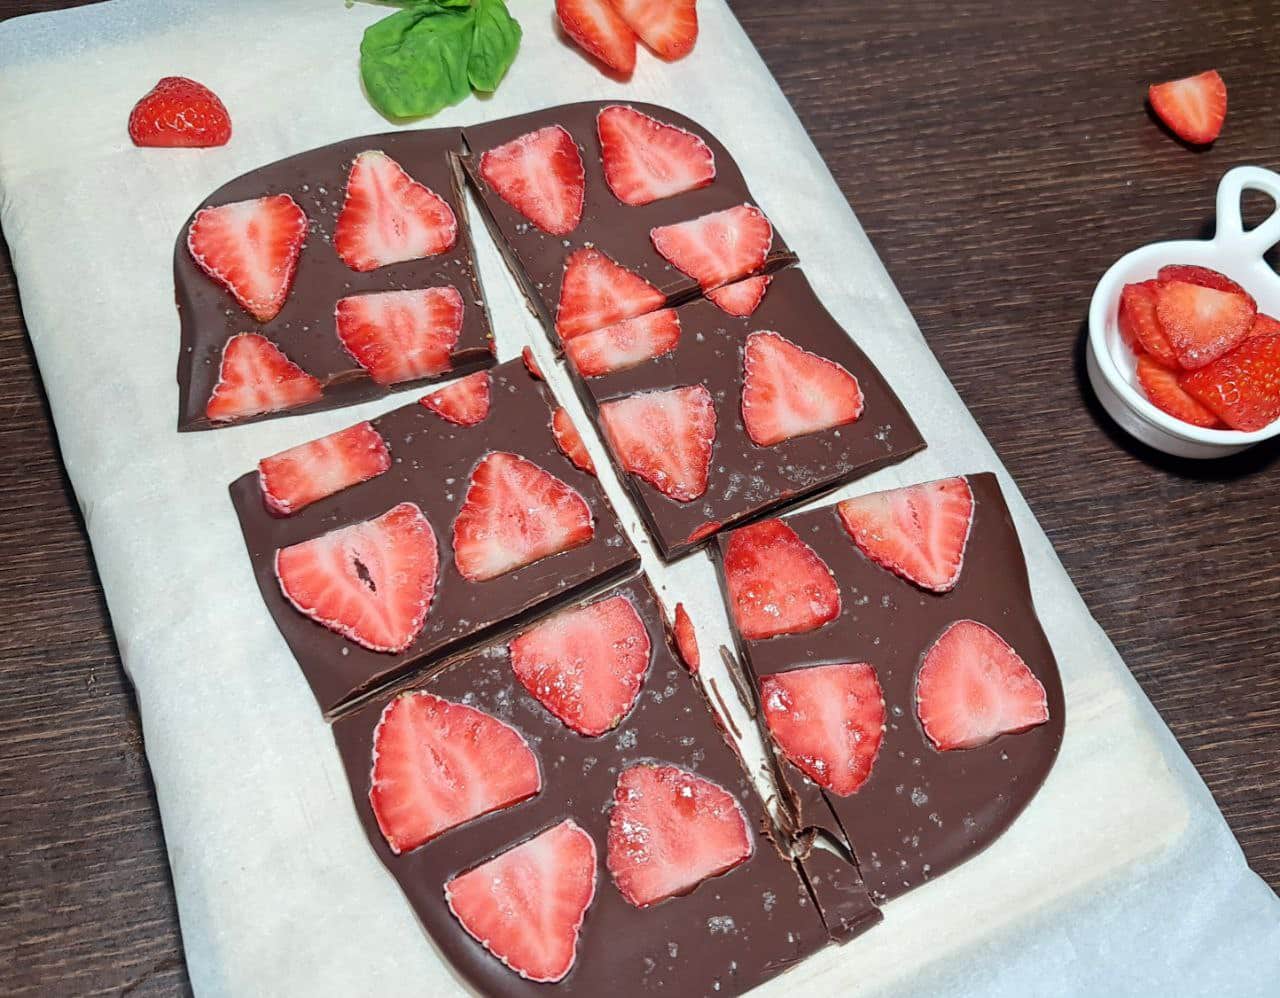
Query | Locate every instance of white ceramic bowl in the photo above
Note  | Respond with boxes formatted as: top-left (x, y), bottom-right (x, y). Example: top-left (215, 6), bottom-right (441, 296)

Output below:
top-left (1087, 165), bottom-right (1280, 458)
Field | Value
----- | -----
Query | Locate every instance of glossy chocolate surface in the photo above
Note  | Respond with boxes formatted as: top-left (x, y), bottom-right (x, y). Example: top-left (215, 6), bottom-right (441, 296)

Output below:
top-left (229, 358), bottom-right (638, 716)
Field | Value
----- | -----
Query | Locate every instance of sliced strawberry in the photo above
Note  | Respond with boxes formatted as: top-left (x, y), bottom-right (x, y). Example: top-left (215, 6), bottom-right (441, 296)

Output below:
top-left (275, 502), bottom-right (438, 653)
top-left (722, 519), bottom-right (840, 641)
top-left (1148, 70), bottom-right (1227, 145)
top-left (650, 205), bottom-right (773, 292)
top-left (1155, 280), bottom-right (1255, 369)
top-left (1118, 280), bottom-right (1177, 368)
top-left (610, 0), bottom-right (698, 61)
top-left (917, 619), bottom-right (1049, 751)
top-left (1157, 264), bottom-right (1254, 309)
top-left (551, 407), bottom-right (596, 475)
top-left (671, 602), bottom-right (699, 674)
top-left (741, 331), bottom-right (863, 446)
top-left (598, 384), bottom-right (716, 502)
top-left (706, 275), bottom-right (771, 316)
top-left (1249, 313), bottom-right (1280, 339)
top-left (564, 309), bottom-right (680, 377)
top-left (334, 150), bottom-right (457, 272)
top-left (522, 345), bottom-right (544, 380)
top-left (128, 76), bottom-right (230, 148)
top-left (684, 520), bottom-right (722, 545)
top-left (187, 194), bottom-right (307, 322)
top-left (835, 477), bottom-right (974, 594)
top-left (335, 286), bottom-right (463, 385)
top-left (607, 764), bottom-right (751, 908)
top-left (205, 333), bottom-right (322, 423)
top-left (445, 820), bottom-right (596, 984)
top-left (1135, 354), bottom-right (1222, 428)
top-left (1181, 334), bottom-right (1280, 431)
top-left (453, 452), bottom-right (594, 582)
top-left (509, 593), bottom-right (650, 736)
top-left (596, 105), bottom-right (714, 206)
top-left (258, 421), bottom-right (391, 515)
top-left (555, 0), bottom-right (637, 75)
top-left (369, 692), bottom-right (541, 854)
top-left (555, 247), bottom-right (666, 341)
top-left (759, 662), bottom-right (885, 796)
top-left (421, 371), bottom-right (491, 427)
top-left (478, 125), bottom-right (585, 236)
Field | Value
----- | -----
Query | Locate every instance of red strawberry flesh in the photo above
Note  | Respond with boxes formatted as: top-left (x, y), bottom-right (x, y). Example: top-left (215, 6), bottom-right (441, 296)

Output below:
top-left (650, 204), bottom-right (773, 292)
top-left (551, 407), bottom-right (596, 475)
top-left (1157, 264), bottom-right (1253, 309)
top-left (335, 286), bottom-right (463, 385)
top-left (1180, 334), bottom-right (1280, 431)
top-left (706, 275), bottom-right (771, 316)
top-left (598, 384), bottom-right (716, 502)
top-left (205, 333), bottom-right (321, 423)
top-left (1118, 280), bottom-right (1177, 368)
top-left (1148, 70), bottom-right (1227, 145)
top-left (741, 330), bottom-right (863, 446)
top-left (478, 125), bottom-right (585, 236)
top-left (521, 345), bottom-right (544, 380)
top-left (555, 0), bottom-right (637, 75)
top-left (335, 150), bottom-right (457, 272)
top-left (420, 371), bottom-right (492, 427)
top-left (128, 76), bottom-right (231, 148)
top-left (1155, 280), bottom-right (1255, 369)
top-left (722, 518), bottom-right (841, 640)
top-left (611, 0), bottom-right (699, 61)
top-left (564, 309), bottom-right (680, 377)
top-left (555, 247), bottom-right (665, 341)
top-left (597, 105), bottom-right (714, 206)
top-left (671, 603), bottom-right (699, 673)
top-left (1135, 355), bottom-right (1222, 428)
top-left (258, 421), bottom-right (391, 516)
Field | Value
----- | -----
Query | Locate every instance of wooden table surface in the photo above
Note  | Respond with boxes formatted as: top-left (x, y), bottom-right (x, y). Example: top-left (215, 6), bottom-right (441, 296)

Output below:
top-left (2, 0), bottom-right (1277, 993)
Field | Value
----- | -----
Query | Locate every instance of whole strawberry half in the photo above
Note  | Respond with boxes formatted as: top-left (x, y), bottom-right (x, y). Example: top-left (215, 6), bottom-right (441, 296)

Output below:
top-left (129, 76), bottom-right (231, 148)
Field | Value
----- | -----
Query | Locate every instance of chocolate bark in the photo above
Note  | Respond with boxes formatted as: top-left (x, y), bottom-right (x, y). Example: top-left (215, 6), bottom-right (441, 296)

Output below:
top-left (229, 358), bottom-right (638, 716)
top-left (712, 473), bottom-right (1065, 903)
top-left (332, 577), bottom-right (877, 998)
top-left (177, 128), bottom-right (494, 431)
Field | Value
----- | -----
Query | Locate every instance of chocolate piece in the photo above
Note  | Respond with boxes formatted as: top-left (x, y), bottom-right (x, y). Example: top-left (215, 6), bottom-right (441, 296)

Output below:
top-left (177, 128), bottom-right (494, 431)
top-left (230, 358), bottom-right (638, 716)
top-left (460, 101), bottom-right (797, 350)
top-left (332, 578), bottom-right (869, 996)
top-left (712, 473), bottom-right (1065, 903)
top-left (796, 838), bottom-right (884, 944)
top-left (569, 267), bottom-right (925, 558)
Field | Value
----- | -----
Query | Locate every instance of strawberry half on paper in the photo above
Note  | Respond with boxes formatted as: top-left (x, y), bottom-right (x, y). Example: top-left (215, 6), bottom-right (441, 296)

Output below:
top-left (129, 76), bottom-right (231, 148)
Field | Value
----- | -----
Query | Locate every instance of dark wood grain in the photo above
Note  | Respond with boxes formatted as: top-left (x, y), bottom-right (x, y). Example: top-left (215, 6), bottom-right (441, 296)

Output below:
top-left (1, 0), bottom-right (1277, 992)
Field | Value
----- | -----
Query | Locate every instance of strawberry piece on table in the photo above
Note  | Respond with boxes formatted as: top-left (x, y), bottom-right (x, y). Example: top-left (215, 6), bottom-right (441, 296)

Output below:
top-left (917, 620), bottom-right (1049, 751)
top-left (509, 594), bottom-right (650, 736)
top-left (521, 345), bottom-right (544, 380)
top-left (258, 421), bottom-right (391, 516)
top-left (335, 286), bottom-right (463, 385)
top-left (128, 76), bottom-right (231, 148)
top-left (598, 384), bottom-right (716, 502)
top-left (275, 502), bottom-right (439, 653)
top-left (453, 452), bottom-right (594, 582)
top-left (706, 275), bottom-right (772, 317)
top-left (369, 692), bottom-right (541, 855)
top-left (420, 371), bottom-right (492, 427)
top-left (555, 0), bottom-right (637, 75)
top-left (596, 105), bottom-right (714, 206)
top-left (607, 764), bottom-right (751, 908)
top-left (187, 194), bottom-right (307, 322)
top-left (1118, 280), bottom-right (1177, 368)
top-left (671, 602), bottom-right (699, 674)
top-left (445, 820), bottom-right (596, 984)
top-left (1157, 264), bottom-right (1254, 309)
top-left (334, 150), bottom-right (458, 272)
top-left (1181, 334), bottom-right (1280, 431)
top-left (611, 0), bottom-right (699, 61)
top-left (478, 125), bottom-right (585, 236)
top-left (555, 247), bottom-right (665, 341)
top-left (1249, 314), bottom-right (1280, 339)
top-left (1135, 354), bottom-right (1222, 428)
top-left (205, 333), bottom-right (321, 423)
top-left (564, 309), bottom-right (680, 377)
top-left (651, 204), bottom-right (774, 292)
top-left (759, 662), bottom-right (886, 797)
top-left (551, 407), bottom-right (596, 475)
top-left (722, 519), bottom-right (840, 640)
top-left (1154, 280), bottom-right (1255, 369)
top-left (835, 477), bottom-right (974, 594)
top-left (741, 330), bottom-right (863, 446)
top-left (1148, 70), bottom-right (1227, 145)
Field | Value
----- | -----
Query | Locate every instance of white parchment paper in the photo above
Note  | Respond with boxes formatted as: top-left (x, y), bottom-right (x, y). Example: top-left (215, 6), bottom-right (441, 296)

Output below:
top-left (1, 2), bottom-right (1276, 995)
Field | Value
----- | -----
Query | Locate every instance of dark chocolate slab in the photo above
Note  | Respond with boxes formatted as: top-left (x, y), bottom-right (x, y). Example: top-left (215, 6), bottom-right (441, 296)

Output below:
top-left (177, 128), bottom-right (494, 431)
top-left (713, 473), bottom-right (1065, 903)
top-left (332, 578), bottom-right (872, 997)
top-left (460, 101), bottom-right (797, 350)
top-left (230, 358), bottom-right (638, 716)
top-left (573, 267), bottom-right (925, 559)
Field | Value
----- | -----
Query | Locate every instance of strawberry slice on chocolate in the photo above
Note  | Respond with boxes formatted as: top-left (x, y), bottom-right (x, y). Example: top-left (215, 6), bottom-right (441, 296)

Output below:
top-left (741, 330), bottom-right (863, 446)
top-left (607, 764), bottom-right (752, 908)
top-left (611, 0), bottom-right (698, 61)
top-left (521, 345), bottom-right (544, 380)
top-left (369, 692), bottom-right (541, 854)
top-left (671, 602), bottom-right (699, 673)
top-left (836, 477), bottom-right (974, 594)
top-left (452, 452), bottom-right (594, 582)
top-left (722, 519), bottom-right (841, 640)
top-left (706, 275), bottom-right (771, 317)
top-left (420, 371), bottom-right (491, 427)
top-left (335, 286), bottom-right (463, 386)
top-left (596, 105), bottom-right (715, 206)
top-left (187, 193), bottom-right (307, 322)
top-left (555, 247), bottom-right (666, 341)
top-left (478, 124), bottom-right (585, 236)
top-left (759, 662), bottom-right (886, 796)
top-left (258, 421), bottom-right (391, 516)
top-left (275, 502), bottom-right (439, 653)
top-left (1154, 279), bottom-right (1255, 369)
top-left (564, 309), bottom-right (680, 377)
top-left (917, 620), bottom-right (1050, 751)
top-left (598, 384), bottom-right (716, 502)
top-left (1180, 334), bottom-right (1280, 431)
top-left (205, 333), bottom-right (322, 423)
top-left (650, 204), bottom-right (773, 292)
top-left (508, 594), bottom-right (650, 736)
top-left (445, 819), bottom-right (597, 983)
top-left (551, 407), bottom-right (596, 475)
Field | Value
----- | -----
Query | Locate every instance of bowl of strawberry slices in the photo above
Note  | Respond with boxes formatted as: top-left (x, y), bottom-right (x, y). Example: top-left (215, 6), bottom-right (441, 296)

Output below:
top-left (1088, 166), bottom-right (1280, 458)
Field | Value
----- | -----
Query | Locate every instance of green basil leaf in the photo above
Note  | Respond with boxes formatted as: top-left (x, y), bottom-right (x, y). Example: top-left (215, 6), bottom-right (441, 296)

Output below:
top-left (468, 0), bottom-right (522, 93)
top-left (359, 4), bottom-right (475, 119)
